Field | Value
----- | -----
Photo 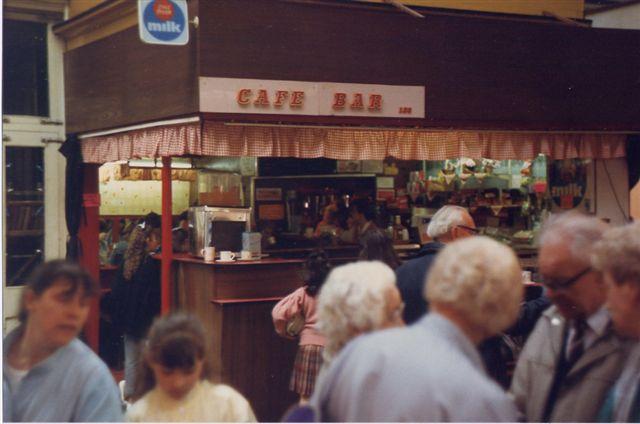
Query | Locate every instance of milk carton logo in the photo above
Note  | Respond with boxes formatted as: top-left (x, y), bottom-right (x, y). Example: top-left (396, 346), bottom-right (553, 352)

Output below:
top-left (138, 0), bottom-right (189, 45)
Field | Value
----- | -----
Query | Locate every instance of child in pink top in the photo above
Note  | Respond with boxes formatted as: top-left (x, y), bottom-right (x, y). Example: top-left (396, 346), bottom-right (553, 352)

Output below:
top-left (272, 251), bottom-right (331, 403)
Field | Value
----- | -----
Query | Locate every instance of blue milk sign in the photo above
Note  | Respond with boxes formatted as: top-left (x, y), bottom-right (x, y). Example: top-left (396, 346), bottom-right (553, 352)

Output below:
top-left (138, 0), bottom-right (189, 46)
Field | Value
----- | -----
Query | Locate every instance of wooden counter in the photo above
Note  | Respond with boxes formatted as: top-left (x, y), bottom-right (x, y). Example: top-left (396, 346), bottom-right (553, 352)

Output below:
top-left (171, 254), bottom-right (304, 421)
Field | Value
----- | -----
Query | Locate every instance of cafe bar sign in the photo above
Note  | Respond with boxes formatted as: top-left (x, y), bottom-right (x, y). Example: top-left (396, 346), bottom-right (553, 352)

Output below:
top-left (199, 77), bottom-right (425, 118)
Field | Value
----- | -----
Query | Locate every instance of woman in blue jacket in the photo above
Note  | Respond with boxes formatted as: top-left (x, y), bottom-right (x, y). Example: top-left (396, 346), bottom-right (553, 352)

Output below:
top-left (3, 260), bottom-right (123, 422)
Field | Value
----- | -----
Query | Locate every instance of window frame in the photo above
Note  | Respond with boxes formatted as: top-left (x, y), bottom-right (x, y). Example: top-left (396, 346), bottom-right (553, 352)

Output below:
top-left (3, 20), bottom-right (67, 332)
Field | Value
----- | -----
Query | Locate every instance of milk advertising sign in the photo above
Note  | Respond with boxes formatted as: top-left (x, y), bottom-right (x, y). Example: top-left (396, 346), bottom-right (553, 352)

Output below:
top-left (138, 0), bottom-right (189, 46)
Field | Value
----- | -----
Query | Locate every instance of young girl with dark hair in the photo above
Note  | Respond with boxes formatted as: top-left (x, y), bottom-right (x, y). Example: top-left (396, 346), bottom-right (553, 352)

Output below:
top-left (3, 260), bottom-right (122, 422)
top-left (126, 313), bottom-right (255, 422)
top-left (272, 250), bottom-right (331, 403)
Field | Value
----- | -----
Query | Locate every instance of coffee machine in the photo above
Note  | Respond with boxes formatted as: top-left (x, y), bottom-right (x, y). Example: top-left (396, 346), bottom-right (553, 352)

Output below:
top-left (189, 206), bottom-right (252, 257)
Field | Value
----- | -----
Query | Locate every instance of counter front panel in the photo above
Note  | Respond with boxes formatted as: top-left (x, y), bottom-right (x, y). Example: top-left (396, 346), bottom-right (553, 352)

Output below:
top-left (172, 255), bottom-right (304, 421)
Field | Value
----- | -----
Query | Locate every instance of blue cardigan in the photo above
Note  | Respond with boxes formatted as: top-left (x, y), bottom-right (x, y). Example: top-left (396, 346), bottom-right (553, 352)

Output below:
top-left (3, 328), bottom-right (123, 422)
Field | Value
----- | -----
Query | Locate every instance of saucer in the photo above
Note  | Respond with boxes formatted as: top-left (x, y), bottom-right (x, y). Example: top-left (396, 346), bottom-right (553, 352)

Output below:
top-left (216, 259), bottom-right (236, 263)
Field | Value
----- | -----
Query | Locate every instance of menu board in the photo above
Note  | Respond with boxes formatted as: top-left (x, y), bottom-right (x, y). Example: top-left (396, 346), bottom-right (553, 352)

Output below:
top-left (259, 204), bottom-right (285, 220)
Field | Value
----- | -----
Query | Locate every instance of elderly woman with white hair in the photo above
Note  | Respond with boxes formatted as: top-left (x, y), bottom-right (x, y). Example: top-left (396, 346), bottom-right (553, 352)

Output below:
top-left (312, 236), bottom-right (523, 422)
top-left (317, 261), bottom-right (405, 365)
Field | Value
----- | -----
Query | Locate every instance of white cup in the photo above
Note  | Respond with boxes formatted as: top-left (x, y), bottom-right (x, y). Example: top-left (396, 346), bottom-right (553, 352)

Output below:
top-left (220, 251), bottom-right (236, 261)
top-left (240, 250), bottom-right (252, 260)
top-left (201, 246), bottom-right (216, 262)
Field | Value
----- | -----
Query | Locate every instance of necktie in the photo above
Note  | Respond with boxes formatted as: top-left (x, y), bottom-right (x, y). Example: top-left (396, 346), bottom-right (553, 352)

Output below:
top-left (543, 319), bottom-right (589, 421)
top-left (566, 320), bottom-right (587, 368)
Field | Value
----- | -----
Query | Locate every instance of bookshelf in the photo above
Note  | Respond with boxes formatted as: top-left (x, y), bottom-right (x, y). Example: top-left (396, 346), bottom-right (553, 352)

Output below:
top-left (5, 146), bottom-right (45, 286)
top-left (7, 200), bottom-right (44, 234)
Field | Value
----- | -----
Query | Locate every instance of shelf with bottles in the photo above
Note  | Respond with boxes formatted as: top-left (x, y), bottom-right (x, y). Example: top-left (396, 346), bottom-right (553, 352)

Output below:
top-left (411, 184), bottom-right (551, 242)
top-left (254, 174), bottom-right (376, 237)
top-left (386, 214), bottom-right (411, 243)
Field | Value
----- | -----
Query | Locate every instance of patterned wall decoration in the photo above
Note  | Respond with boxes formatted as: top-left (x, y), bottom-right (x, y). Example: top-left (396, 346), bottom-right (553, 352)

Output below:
top-left (99, 180), bottom-right (191, 215)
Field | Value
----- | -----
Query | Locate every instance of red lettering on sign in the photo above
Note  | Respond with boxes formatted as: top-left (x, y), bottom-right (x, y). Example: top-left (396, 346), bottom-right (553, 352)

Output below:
top-left (274, 90), bottom-right (288, 107)
top-left (398, 107), bottom-right (412, 114)
top-left (237, 89), bottom-right (252, 105)
top-left (368, 94), bottom-right (382, 111)
top-left (254, 89), bottom-right (270, 106)
top-left (153, 0), bottom-right (174, 21)
top-left (350, 93), bottom-right (364, 110)
top-left (290, 91), bottom-right (305, 107)
top-left (332, 93), bottom-right (347, 110)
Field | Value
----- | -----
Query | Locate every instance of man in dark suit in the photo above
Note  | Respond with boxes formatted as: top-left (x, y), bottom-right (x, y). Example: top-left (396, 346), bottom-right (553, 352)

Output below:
top-left (395, 205), bottom-right (477, 324)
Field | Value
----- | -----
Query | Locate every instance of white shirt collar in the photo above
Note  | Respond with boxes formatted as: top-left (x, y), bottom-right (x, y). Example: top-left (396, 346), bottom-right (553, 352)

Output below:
top-left (584, 305), bottom-right (610, 339)
top-left (568, 305), bottom-right (610, 352)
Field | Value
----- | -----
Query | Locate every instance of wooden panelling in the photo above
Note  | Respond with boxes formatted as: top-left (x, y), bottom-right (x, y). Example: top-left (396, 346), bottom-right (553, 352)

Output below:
top-left (174, 259), bottom-right (302, 421)
top-left (218, 301), bottom-right (298, 421)
top-left (363, 0), bottom-right (585, 19)
top-left (196, 0), bottom-right (640, 131)
top-left (176, 260), bottom-right (305, 300)
top-left (62, 0), bottom-right (639, 133)
top-left (63, 26), bottom-right (199, 133)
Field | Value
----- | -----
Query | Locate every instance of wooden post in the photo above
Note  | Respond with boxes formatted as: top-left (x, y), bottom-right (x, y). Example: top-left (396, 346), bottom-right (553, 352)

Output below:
top-left (78, 164), bottom-right (100, 352)
top-left (161, 157), bottom-right (173, 314)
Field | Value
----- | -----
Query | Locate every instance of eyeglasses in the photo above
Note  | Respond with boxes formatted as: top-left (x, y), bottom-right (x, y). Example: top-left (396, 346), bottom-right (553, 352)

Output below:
top-left (542, 267), bottom-right (593, 291)
top-left (456, 225), bottom-right (480, 234)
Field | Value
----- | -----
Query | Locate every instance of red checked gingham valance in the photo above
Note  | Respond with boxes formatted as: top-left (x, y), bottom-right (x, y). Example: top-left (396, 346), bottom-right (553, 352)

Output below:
top-left (80, 121), bottom-right (627, 164)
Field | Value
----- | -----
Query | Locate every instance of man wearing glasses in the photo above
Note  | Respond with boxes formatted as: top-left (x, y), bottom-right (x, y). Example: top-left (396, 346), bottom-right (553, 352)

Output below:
top-left (592, 222), bottom-right (640, 422)
top-left (510, 211), bottom-right (629, 422)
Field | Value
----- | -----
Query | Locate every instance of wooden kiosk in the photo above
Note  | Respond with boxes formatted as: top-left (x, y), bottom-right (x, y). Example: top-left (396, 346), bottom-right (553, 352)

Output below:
top-left (54, 1), bottom-right (639, 420)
